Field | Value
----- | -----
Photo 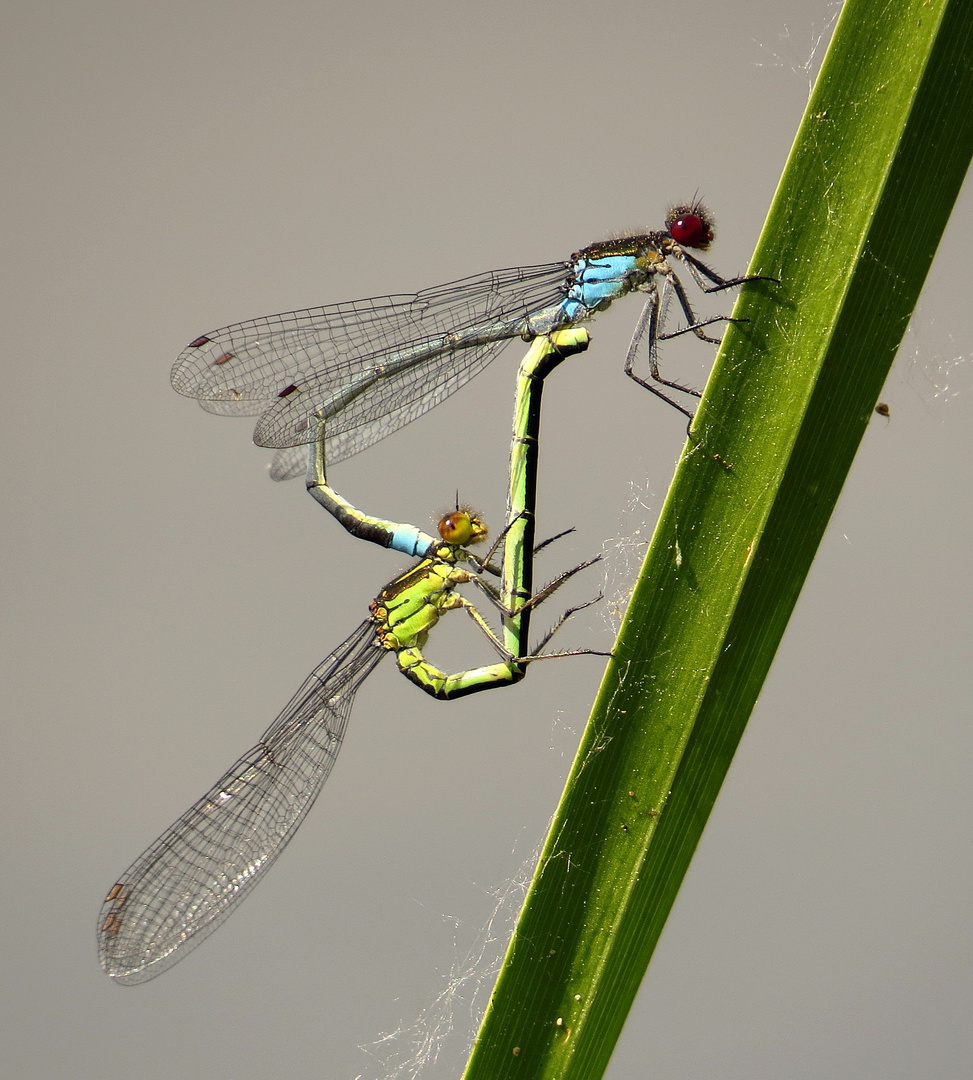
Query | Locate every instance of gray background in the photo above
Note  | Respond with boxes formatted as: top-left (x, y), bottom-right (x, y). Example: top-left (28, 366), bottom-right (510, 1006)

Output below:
top-left (3, 1), bottom-right (970, 1077)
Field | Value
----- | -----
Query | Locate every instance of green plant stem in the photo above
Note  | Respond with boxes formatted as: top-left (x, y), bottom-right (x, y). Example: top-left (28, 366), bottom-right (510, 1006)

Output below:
top-left (462, 0), bottom-right (973, 1076)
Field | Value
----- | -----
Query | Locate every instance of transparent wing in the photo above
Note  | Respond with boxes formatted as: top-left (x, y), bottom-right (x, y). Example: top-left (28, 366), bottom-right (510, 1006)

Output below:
top-left (268, 444), bottom-right (308, 482)
top-left (256, 335), bottom-right (517, 461)
top-left (97, 620), bottom-right (385, 984)
top-left (170, 262), bottom-right (572, 456)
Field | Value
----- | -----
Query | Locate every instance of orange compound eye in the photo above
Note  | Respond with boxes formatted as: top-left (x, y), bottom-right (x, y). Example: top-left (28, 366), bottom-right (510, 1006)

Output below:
top-left (438, 510), bottom-right (474, 545)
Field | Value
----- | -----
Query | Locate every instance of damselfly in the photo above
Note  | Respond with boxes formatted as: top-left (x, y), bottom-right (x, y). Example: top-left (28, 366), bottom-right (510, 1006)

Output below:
top-left (99, 333), bottom-right (600, 983)
top-left (172, 203), bottom-right (771, 481)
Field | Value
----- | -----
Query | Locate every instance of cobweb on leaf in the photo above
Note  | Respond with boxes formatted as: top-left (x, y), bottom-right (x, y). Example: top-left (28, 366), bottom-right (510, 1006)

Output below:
top-left (354, 848), bottom-right (538, 1080)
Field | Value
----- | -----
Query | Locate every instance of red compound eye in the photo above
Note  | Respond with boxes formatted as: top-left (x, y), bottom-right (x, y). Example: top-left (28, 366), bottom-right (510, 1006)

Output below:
top-left (669, 213), bottom-right (707, 247)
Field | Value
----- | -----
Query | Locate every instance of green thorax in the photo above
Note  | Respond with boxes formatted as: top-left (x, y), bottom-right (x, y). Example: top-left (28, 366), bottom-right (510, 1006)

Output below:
top-left (370, 542), bottom-right (472, 651)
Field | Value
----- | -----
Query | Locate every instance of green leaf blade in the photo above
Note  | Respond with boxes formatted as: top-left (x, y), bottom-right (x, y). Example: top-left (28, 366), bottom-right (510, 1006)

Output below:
top-left (463, 1), bottom-right (973, 1076)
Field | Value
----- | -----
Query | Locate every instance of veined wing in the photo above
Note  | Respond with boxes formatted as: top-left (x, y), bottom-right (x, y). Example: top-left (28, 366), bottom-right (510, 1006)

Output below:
top-left (98, 620), bottom-right (384, 984)
top-left (250, 335), bottom-right (516, 476)
top-left (268, 444), bottom-right (310, 482)
top-left (171, 262), bottom-right (569, 406)
top-left (256, 333), bottom-right (519, 461)
top-left (170, 262), bottom-right (573, 459)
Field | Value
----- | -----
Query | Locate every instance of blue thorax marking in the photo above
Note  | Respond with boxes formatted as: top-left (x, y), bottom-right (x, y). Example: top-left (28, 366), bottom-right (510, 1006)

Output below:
top-left (559, 254), bottom-right (641, 321)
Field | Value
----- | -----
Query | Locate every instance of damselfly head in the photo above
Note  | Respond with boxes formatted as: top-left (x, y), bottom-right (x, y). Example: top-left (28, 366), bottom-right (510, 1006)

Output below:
top-left (665, 199), bottom-right (715, 250)
top-left (437, 507), bottom-right (487, 546)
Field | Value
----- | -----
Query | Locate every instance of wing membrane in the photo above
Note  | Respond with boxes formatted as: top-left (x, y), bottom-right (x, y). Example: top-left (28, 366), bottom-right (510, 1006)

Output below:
top-left (98, 621), bottom-right (384, 984)
top-left (171, 262), bottom-right (572, 457)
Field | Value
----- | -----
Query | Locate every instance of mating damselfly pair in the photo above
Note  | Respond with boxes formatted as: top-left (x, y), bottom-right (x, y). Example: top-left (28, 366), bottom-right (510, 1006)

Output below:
top-left (98, 204), bottom-right (770, 983)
